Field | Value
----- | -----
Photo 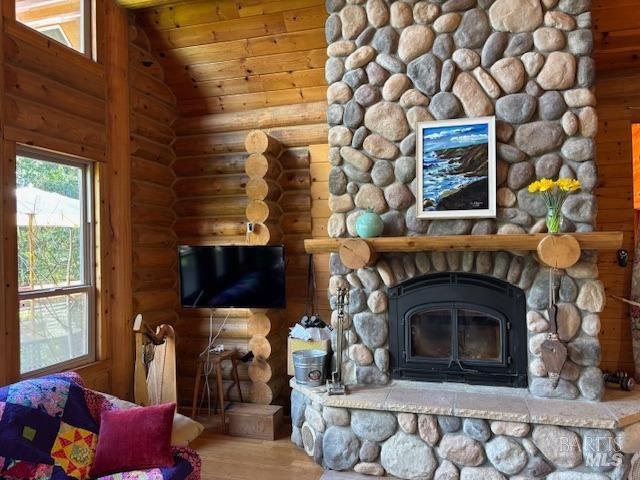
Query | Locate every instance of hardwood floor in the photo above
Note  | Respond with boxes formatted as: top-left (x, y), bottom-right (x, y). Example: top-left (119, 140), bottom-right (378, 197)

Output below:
top-left (191, 431), bottom-right (324, 480)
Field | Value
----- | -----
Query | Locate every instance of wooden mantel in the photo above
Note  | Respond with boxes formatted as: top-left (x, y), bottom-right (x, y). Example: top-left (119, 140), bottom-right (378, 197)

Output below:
top-left (304, 232), bottom-right (624, 254)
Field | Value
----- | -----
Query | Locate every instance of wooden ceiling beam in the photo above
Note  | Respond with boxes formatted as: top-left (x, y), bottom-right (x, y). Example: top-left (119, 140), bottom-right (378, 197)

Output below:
top-left (115, 0), bottom-right (177, 10)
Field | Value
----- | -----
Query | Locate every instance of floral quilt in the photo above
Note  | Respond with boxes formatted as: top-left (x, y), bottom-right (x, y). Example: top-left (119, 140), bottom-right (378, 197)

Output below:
top-left (0, 372), bottom-right (200, 480)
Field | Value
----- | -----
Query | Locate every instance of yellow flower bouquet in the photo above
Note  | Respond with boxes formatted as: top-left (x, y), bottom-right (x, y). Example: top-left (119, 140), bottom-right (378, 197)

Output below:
top-left (528, 178), bottom-right (581, 233)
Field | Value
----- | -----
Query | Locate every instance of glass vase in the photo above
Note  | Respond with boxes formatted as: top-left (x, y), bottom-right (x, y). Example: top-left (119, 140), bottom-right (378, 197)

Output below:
top-left (546, 207), bottom-right (562, 234)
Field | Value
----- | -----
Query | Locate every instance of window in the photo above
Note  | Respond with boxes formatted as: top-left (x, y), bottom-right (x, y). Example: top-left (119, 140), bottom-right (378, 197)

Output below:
top-left (16, 148), bottom-right (95, 375)
top-left (15, 0), bottom-right (92, 56)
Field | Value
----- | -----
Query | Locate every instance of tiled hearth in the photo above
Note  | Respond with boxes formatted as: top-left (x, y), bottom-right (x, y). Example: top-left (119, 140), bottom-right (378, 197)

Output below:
top-left (292, 379), bottom-right (640, 479)
top-left (293, 379), bottom-right (640, 431)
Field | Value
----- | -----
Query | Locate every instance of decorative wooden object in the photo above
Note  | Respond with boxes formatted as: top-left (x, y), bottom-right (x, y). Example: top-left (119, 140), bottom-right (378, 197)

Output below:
top-left (537, 234), bottom-right (582, 269)
top-left (541, 339), bottom-right (568, 387)
top-left (133, 314), bottom-right (177, 406)
top-left (339, 238), bottom-right (377, 269)
top-left (304, 232), bottom-right (624, 254)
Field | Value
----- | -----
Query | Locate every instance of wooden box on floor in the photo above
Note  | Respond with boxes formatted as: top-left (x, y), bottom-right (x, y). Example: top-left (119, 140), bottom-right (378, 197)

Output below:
top-left (227, 402), bottom-right (284, 440)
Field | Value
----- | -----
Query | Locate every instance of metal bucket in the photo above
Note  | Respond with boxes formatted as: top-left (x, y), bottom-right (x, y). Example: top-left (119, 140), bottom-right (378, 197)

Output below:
top-left (293, 350), bottom-right (328, 387)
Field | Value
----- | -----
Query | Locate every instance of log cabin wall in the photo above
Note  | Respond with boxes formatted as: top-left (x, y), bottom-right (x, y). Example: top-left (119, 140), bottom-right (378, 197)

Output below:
top-left (134, 0), bottom-right (329, 405)
top-left (0, 0), bottom-right (181, 398)
top-left (592, 1), bottom-right (640, 373)
top-left (128, 21), bottom-right (180, 334)
top-left (0, 1), bottom-right (111, 390)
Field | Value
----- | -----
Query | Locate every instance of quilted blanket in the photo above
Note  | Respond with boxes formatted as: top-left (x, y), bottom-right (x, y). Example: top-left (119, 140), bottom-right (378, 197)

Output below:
top-left (0, 372), bottom-right (201, 480)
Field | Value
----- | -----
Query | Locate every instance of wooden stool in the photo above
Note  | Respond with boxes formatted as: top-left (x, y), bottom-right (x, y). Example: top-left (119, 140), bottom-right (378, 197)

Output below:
top-left (191, 349), bottom-right (243, 432)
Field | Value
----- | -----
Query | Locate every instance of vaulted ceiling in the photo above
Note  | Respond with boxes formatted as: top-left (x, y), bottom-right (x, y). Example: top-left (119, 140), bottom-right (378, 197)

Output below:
top-left (134, 0), bottom-right (327, 118)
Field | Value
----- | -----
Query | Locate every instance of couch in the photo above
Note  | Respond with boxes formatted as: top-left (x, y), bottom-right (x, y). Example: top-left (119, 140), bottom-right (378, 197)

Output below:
top-left (0, 371), bottom-right (201, 479)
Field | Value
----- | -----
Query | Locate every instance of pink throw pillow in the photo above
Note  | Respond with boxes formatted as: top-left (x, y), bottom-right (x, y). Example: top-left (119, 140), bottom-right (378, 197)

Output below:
top-left (90, 403), bottom-right (175, 477)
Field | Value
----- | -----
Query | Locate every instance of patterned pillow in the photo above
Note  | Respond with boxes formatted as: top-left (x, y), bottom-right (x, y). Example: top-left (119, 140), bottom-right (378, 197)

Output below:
top-left (0, 372), bottom-right (100, 480)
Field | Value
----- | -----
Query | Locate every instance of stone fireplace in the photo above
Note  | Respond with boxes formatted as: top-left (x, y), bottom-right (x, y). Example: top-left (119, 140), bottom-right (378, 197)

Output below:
top-left (320, 0), bottom-right (604, 401)
top-left (388, 272), bottom-right (528, 387)
top-left (334, 248), bottom-right (604, 401)
top-left (290, 0), bottom-right (640, 478)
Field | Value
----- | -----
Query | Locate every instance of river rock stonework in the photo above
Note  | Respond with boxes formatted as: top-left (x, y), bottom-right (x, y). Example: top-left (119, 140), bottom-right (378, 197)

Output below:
top-left (324, 0), bottom-right (602, 402)
top-left (291, 385), bottom-right (638, 479)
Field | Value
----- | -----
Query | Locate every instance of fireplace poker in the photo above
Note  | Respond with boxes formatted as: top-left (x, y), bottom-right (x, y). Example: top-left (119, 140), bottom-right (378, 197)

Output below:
top-left (327, 287), bottom-right (348, 395)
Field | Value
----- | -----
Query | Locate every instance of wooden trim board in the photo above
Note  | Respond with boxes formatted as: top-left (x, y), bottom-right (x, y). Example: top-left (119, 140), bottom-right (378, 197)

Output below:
top-left (304, 232), bottom-right (624, 254)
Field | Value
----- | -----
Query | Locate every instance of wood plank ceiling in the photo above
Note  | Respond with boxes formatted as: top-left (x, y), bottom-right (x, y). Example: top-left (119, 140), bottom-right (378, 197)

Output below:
top-left (137, 0), bottom-right (327, 118)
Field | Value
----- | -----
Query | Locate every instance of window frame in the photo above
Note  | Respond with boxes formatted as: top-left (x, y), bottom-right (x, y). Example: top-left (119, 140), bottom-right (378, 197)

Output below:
top-left (16, 146), bottom-right (96, 377)
top-left (35, 25), bottom-right (74, 49)
top-left (15, 0), bottom-right (95, 59)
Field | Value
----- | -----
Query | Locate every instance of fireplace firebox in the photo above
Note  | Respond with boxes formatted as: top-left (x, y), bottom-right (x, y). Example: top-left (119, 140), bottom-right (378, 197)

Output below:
top-left (388, 272), bottom-right (528, 388)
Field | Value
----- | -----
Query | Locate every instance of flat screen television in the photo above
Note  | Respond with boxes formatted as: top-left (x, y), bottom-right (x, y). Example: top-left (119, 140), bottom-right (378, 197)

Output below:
top-left (178, 245), bottom-right (286, 309)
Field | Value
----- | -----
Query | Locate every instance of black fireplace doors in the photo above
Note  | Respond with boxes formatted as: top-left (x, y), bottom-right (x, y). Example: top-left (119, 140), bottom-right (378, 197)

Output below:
top-left (388, 272), bottom-right (528, 388)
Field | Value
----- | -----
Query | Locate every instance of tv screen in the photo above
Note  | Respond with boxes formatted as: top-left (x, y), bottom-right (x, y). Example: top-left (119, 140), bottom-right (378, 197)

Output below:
top-left (178, 245), bottom-right (286, 309)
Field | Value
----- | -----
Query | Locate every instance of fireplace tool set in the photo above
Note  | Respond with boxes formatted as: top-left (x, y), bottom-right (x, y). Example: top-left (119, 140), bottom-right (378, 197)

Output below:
top-left (327, 287), bottom-right (348, 395)
top-left (540, 268), bottom-right (568, 388)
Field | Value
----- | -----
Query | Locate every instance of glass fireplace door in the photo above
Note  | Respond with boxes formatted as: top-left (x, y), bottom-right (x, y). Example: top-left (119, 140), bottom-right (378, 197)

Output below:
top-left (407, 304), bottom-right (505, 365)
top-left (457, 309), bottom-right (502, 362)
top-left (410, 308), bottom-right (452, 359)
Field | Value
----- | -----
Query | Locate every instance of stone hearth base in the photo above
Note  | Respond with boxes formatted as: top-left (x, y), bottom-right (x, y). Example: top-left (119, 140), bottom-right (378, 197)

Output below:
top-left (291, 379), bottom-right (640, 479)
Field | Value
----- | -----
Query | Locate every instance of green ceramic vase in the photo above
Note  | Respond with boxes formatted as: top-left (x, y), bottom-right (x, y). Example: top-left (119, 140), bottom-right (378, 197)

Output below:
top-left (355, 211), bottom-right (384, 238)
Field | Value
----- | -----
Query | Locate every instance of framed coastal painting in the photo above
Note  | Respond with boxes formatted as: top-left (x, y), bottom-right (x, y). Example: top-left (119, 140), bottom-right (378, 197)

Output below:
top-left (416, 117), bottom-right (496, 219)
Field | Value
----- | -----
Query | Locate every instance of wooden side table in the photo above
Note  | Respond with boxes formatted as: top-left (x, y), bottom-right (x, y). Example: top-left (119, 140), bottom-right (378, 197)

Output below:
top-left (191, 349), bottom-right (243, 432)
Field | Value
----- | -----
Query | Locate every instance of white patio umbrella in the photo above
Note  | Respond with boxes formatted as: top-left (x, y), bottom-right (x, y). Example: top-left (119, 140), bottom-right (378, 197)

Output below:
top-left (16, 186), bottom-right (80, 289)
top-left (16, 185), bottom-right (80, 228)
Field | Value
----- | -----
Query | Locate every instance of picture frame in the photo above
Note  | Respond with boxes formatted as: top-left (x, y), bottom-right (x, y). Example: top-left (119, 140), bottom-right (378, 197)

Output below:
top-left (416, 116), bottom-right (497, 220)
